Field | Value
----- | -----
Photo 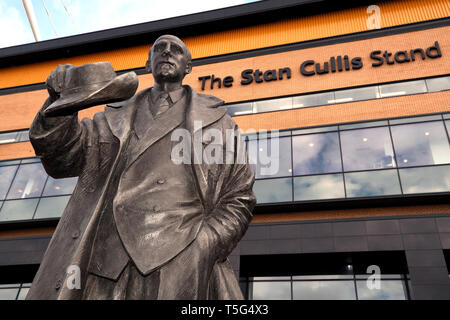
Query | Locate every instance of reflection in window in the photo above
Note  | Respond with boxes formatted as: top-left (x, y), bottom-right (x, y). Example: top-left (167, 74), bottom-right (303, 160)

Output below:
top-left (0, 199), bottom-right (39, 222)
top-left (42, 177), bottom-right (78, 196)
top-left (0, 288), bottom-right (20, 300)
top-left (340, 127), bottom-right (395, 171)
top-left (250, 281), bottom-right (291, 300)
top-left (391, 121), bottom-right (450, 167)
top-left (426, 76), bottom-right (450, 92)
top-left (292, 132), bottom-right (341, 175)
top-left (6, 163), bottom-right (48, 199)
top-left (293, 280), bottom-right (356, 300)
top-left (0, 284), bottom-right (30, 300)
top-left (333, 86), bottom-right (380, 103)
top-left (34, 196), bottom-right (70, 219)
top-left (345, 170), bottom-right (401, 198)
top-left (379, 80), bottom-right (427, 98)
top-left (253, 178), bottom-right (292, 203)
top-left (34, 196), bottom-right (71, 219)
top-left (356, 280), bottom-right (407, 300)
top-left (248, 137), bottom-right (292, 178)
top-left (224, 102), bottom-right (253, 116)
top-left (254, 97), bottom-right (292, 113)
top-left (399, 165), bottom-right (450, 194)
top-left (0, 165), bottom-right (18, 200)
top-left (446, 120), bottom-right (450, 137)
top-left (294, 174), bottom-right (345, 201)
top-left (292, 92), bottom-right (334, 108)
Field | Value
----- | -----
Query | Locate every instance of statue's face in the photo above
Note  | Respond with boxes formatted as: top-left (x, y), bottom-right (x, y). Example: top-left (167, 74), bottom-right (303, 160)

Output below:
top-left (148, 36), bottom-right (192, 83)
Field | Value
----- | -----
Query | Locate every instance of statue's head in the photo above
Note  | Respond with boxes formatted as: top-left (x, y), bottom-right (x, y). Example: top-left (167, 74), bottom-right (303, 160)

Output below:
top-left (146, 35), bottom-right (192, 84)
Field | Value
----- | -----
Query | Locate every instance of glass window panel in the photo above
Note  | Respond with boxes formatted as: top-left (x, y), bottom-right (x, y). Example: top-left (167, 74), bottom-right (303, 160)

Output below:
top-left (293, 280), bottom-right (356, 300)
top-left (0, 284), bottom-right (20, 288)
top-left (356, 280), bottom-right (407, 300)
top-left (339, 120), bottom-right (388, 130)
top-left (293, 92), bottom-right (334, 108)
top-left (379, 80), bottom-right (427, 98)
top-left (292, 132), bottom-right (342, 175)
top-left (224, 102), bottom-right (253, 116)
top-left (333, 86), bottom-right (380, 103)
top-left (340, 127), bottom-right (395, 171)
top-left (0, 131), bottom-right (19, 144)
top-left (43, 177), bottom-right (78, 196)
top-left (254, 97), bottom-right (292, 113)
top-left (294, 174), bottom-right (345, 201)
top-left (253, 178), bottom-right (292, 204)
top-left (391, 121), bottom-right (450, 167)
top-left (6, 163), bottom-right (48, 199)
top-left (444, 114), bottom-right (450, 120)
top-left (292, 126), bottom-right (338, 135)
top-left (251, 281), bottom-right (291, 300)
top-left (34, 196), bottom-right (70, 219)
top-left (345, 170), bottom-right (401, 198)
top-left (0, 199), bottom-right (39, 222)
top-left (253, 276), bottom-right (291, 281)
top-left (0, 160), bottom-right (21, 166)
top-left (248, 137), bottom-right (292, 178)
top-left (445, 120), bottom-right (450, 137)
top-left (17, 287), bottom-right (29, 300)
top-left (20, 158), bottom-right (41, 164)
top-left (0, 165), bottom-right (18, 200)
top-left (399, 165), bottom-right (450, 194)
top-left (356, 274), bottom-right (403, 280)
top-left (293, 275), bottom-right (354, 280)
top-left (18, 131), bottom-right (30, 142)
top-left (389, 115), bottom-right (442, 125)
top-left (426, 76), bottom-right (450, 92)
top-left (0, 288), bottom-right (19, 300)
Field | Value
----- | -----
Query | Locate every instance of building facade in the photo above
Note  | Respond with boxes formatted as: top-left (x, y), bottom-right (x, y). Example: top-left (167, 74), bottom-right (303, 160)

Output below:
top-left (0, 0), bottom-right (449, 300)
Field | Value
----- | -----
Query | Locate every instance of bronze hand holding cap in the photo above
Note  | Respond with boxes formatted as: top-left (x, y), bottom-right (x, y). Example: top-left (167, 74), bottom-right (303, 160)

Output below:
top-left (44, 62), bottom-right (139, 117)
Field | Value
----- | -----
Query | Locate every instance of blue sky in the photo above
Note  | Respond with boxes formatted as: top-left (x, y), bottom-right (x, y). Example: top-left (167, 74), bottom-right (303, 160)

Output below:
top-left (0, 0), bottom-right (258, 49)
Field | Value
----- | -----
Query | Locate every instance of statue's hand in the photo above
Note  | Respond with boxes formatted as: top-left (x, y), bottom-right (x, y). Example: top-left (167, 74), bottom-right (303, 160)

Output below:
top-left (46, 64), bottom-right (73, 103)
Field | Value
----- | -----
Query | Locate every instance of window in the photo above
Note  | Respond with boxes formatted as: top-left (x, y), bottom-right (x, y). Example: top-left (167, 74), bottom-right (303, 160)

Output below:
top-left (391, 121), bottom-right (450, 167)
top-left (292, 132), bottom-right (341, 175)
top-left (248, 136), bottom-right (292, 178)
top-left (340, 127), bottom-right (395, 171)
top-left (0, 283), bottom-right (30, 300)
top-left (294, 174), bottom-right (345, 201)
top-left (224, 102), bottom-right (253, 116)
top-left (345, 170), bottom-right (401, 198)
top-left (333, 86), bottom-right (380, 103)
top-left (254, 97), bottom-right (292, 113)
top-left (426, 76), bottom-right (450, 92)
top-left (292, 92), bottom-right (334, 108)
top-left (241, 252), bottom-right (410, 300)
top-left (6, 163), bottom-right (47, 199)
top-left (253, 178), bottom-right (292, 204)
top-left (379, 79), bottom-right (427, 98)
top-left (399, 165), bottom-right (450, 194)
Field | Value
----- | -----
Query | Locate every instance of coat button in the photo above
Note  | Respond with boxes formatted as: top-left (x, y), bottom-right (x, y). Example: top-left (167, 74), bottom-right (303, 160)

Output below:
top-left (72, 231), bottom-right (79, 239)
top-left (88, 186), bottom-right (95, 193)
top-left (153, 205), bottom-right (160, 213)
top-left (55, 279), bottom-right (62, 290)
top-left (157, 179), bottom-right (165, 185)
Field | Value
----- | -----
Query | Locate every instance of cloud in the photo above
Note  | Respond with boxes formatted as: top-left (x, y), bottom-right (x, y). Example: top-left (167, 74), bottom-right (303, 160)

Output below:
top-left (0, 2), bottom-right (34, 48)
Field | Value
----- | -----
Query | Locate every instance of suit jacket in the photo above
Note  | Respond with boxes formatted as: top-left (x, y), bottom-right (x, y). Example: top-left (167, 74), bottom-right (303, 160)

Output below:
top-left (26, 85), bottom-right (256, 299)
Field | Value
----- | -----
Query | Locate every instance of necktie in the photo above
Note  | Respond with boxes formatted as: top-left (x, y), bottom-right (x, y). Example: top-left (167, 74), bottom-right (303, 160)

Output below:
top-left (152, 93), bottom-right (171, 116)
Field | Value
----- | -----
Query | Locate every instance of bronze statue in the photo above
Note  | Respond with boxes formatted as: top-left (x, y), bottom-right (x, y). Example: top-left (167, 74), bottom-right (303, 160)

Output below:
top-left (26, 35), bottom-right (256, 299)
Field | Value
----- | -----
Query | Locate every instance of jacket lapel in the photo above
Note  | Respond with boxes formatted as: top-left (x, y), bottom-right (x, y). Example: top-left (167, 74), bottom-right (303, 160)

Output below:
top-left (184, 86), bottom-right (226, 202)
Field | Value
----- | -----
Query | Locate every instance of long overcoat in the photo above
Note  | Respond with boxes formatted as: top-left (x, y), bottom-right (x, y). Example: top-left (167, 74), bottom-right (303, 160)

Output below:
top-left (26, 85), bottom-right (256, 299)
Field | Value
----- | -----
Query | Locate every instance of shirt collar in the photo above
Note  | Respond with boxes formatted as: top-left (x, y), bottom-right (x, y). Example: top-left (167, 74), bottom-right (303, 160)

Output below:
top-left (150, 86), bottom-right (185, 105)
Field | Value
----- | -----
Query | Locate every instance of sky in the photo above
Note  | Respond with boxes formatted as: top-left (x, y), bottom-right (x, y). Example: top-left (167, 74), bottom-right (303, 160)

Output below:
top-left (0, 0), bottom-right (258, 49)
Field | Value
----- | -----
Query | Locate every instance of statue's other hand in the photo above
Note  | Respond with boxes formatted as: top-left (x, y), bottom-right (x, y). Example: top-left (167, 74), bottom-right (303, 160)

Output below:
top-left (46, 64), bottom-right (74, 102)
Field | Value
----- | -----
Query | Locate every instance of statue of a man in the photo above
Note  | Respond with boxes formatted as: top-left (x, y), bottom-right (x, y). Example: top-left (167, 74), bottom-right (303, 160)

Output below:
top-left (26, 35), bottom-right (256, 300)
